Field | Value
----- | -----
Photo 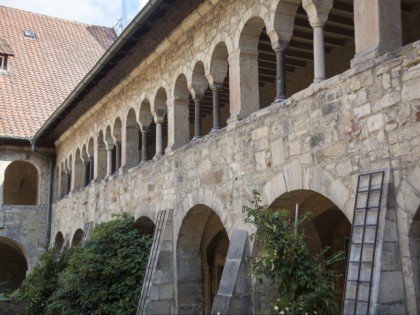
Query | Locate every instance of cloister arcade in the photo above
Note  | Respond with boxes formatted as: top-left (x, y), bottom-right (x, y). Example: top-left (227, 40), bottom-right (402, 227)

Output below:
top-left (53, 0), bottom-right (419, 200)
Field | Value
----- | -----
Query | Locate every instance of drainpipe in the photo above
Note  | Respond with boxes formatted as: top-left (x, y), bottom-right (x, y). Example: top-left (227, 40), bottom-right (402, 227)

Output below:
top-left (31, 141), bottom-right (55, 248)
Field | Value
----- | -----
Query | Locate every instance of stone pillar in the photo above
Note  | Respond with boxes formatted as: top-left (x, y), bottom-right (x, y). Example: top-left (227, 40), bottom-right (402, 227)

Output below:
top-left (141, 128), bottom-right (148, 163)
top-left (271, 40), bottom-right (289, 102)
top-left (211, 83), bottom-right (223, 132)
top-left (72, 159), bottom-right (84, 190)
top-left (115, 142), bottom-right (121, 171)
top-left (167, 97), bottom-right (190, 150)
top-left (189, 85), bottom-right (207, 140)
top-left (123, 125), bottom-right (140, 168)
top-left (193, 98), bottom-right (202, 140)
top-left (352, 0), bottom-right (402, 66)
top-left (94, 142), bottom-right (107, 181)
top-left (66, 172), bottom-right (71, 195)
top-left (84, 162), bottom-right (90, 187)
top-left (154, 115), bottom-right (165, 158)
top-left (89, 158), bottom-right (94, 182)
top-left (228, 50), bottom-right (259, 121)
top-left (303, 0), bottom-right (333, 82)
top-left (106, 145), bottom-right (114, 176)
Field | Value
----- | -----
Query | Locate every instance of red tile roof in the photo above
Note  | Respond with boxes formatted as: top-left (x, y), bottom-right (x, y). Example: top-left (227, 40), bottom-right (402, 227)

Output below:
top-left (0, 6), bottom-right (116, 139)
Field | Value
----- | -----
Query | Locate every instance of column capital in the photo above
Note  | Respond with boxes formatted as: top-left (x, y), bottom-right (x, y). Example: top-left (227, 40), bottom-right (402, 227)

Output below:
top-left (154, 115), bottom-right (165, 125)
top-left (210, 82), bottom-right (223, 91)
top-left (302, 0), bottom-right (333, 28)
top-left (271, 40), bottom-right (290, 52)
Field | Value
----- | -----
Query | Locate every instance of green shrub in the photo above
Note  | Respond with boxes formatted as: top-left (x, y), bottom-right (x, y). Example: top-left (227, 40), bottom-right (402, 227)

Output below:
top-left (12, 248), bottom-right (70, 315)
top-left (14, 214), bottom-right (152, 315)
top-left (243, 191), bottom-right (343, 315)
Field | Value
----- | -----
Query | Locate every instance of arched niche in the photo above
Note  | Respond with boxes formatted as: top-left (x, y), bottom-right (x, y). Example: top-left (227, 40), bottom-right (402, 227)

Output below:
top-left (3, 161), bottom-right (38, 205)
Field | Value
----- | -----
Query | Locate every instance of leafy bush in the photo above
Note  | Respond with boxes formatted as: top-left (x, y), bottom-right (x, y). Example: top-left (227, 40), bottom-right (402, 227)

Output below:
top-left (12, 248), bottom-right (70, 315)
top-left (14, 214), bottom-right (152, 315)
top-left (243, 191), bottom-right (343, 315)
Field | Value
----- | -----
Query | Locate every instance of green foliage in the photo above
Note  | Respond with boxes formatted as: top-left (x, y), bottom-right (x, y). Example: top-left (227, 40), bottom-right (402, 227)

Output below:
top-left (14, 214), bottom-right (152, 315)
top-left (243, 191), bottom-right (343, 315)
top-left (12, 248), bottom-right (70, 315)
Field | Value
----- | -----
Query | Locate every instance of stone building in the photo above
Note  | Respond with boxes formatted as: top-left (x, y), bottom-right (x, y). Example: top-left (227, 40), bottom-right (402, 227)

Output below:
top-left (0, 5), bottom-right (116, 296)
top-left (1, 0), bottom-right (420, 314)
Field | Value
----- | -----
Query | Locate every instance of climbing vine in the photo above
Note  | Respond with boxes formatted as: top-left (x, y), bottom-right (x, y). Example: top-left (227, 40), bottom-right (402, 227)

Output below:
top-left (243, 191), bottom-right (343, 315)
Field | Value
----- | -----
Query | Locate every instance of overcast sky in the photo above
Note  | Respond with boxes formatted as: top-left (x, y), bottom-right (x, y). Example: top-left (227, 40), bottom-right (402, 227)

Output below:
top-left (0, 0), bottom-right (148, 28)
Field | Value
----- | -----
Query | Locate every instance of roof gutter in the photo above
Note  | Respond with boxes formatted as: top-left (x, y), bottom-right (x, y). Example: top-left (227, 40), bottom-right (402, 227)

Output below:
top-left (32, 0), bottom-right (165, 146)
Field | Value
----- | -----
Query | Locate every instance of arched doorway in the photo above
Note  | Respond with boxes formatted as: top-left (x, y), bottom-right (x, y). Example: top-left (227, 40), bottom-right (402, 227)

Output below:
top-left (3, 161), bottom-right (38, 205)
top-left (54, 232), bottom-right (64, 251)
top-left (177, 205), bottom-right (229, 314)
top-left (0, 238), bottom-right (28, 295)
top-left (254, 189), bottom-right (350, 313)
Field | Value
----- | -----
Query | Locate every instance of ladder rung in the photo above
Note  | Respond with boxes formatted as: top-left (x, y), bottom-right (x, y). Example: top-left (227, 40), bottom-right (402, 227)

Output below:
top-left (351, 242), bottom-right (375, 246)
top-left (346, 279), bottom-right (371, 283)
top-left (349, 260), bottom-right (373, 265)
top-left (357, 188), bottom-right (382, 193)
top-left (353, 224), bottom-right (378, 228)
top-left (355, 206), bottom-right (380, 211)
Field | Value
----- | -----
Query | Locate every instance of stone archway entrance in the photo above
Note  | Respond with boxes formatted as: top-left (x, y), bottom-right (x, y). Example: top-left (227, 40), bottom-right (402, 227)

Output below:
top-left (177, 204), bottom-right (229, 315)
top-left (0, 238), bottom-right (28, 295)
top-left (261, 189), bottom-right (351, 313)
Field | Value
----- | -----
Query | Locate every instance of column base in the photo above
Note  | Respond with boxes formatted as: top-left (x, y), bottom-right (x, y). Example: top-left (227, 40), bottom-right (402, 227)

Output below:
top-left (210, 127), bottom-right (221, 135)
top-left (192, 136), bottom-right (202, 142)
top-left (273, 96), bottom-right (286, 104)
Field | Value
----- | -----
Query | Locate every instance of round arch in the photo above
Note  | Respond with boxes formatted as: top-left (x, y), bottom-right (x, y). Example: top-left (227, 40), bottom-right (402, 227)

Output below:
top-left (0, 231), bottom-right (37, 270)
top-left (262, 161), bottom-right (353, 222)
top-left (175, 189), bottom-right (231, 239)
top-left (134, 216), bottom-right (155, 235)
top-left (0, 237), bottom-right (28, 293)
top-left (54, 231), bottom-right (65, 251)
top-left (395, 165), bottom-right (420, 315)
top-left (71, 229), bottom-right (84, 247)
top-left (176, 204), bottom-right (230, 314)
top-left (3, 160), bottom-right (39, 205)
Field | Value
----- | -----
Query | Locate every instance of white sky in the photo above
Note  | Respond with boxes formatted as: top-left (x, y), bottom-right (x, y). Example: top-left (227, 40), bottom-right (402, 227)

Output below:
top-left (0, 0), bottom-right (149, 28)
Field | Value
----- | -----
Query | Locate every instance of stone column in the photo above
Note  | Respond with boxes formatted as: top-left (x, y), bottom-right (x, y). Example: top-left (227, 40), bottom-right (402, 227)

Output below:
top-left (352, 0), bottom-right (402, 66)
top-left (272, 40), bottom-right (289, 102)
top-left (94, 142), bottom-right (107, 181)
top-left (66, 172), bottom-right (71, 195)
top-left (89, 158), bottom-right (94, 182)
top-left (303, 0), bottom-right (333, 82)
top-left (106, 145), bottom-right (114, 176)
top-left (167, 97), bottom-right (190, 150)
top-left (141, 128), bottom-right (148, 163)
top-left (154, 115), bottom-right (165, 158)
top-left (228, 50), bottom-right (259, 121)
top-left (211, 82), bottom-right (223, 132)
top-left (115, 142), bottom-right (121, 171)
top-left (123, 125), bottom-right (140, 168)
top-left (84, 162), bottom-right (90, 187)
top-left (193, 97), bottom-right (202, 140)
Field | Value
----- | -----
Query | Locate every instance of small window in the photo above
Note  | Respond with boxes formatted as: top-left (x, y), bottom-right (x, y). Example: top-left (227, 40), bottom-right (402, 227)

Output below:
top-left (23, 30), bottom-right (36, 39)
top-left (0, 54), bottom-right (7, 74)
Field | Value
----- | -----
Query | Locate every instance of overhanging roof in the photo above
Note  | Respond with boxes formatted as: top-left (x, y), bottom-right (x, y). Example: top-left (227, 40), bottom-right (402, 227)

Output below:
top-left (34, 0), bottom-right (205, 147)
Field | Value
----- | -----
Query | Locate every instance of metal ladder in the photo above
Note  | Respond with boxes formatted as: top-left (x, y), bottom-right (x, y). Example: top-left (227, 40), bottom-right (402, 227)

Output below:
top-left (343, 171), bottom-right (385, 314)
top-left (136, 210), bottom-right (168, 315)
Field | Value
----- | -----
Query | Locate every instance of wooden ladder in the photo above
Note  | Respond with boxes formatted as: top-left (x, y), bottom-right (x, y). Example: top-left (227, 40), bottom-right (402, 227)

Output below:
top-left (136, 210), bottom-right (168, 315)
top-left (343, 171), bottom-right (385, 314)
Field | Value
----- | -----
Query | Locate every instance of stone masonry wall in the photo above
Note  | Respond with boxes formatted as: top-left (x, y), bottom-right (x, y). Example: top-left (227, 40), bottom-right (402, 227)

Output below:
top-left (52, 36), bottom-right (420, 313)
